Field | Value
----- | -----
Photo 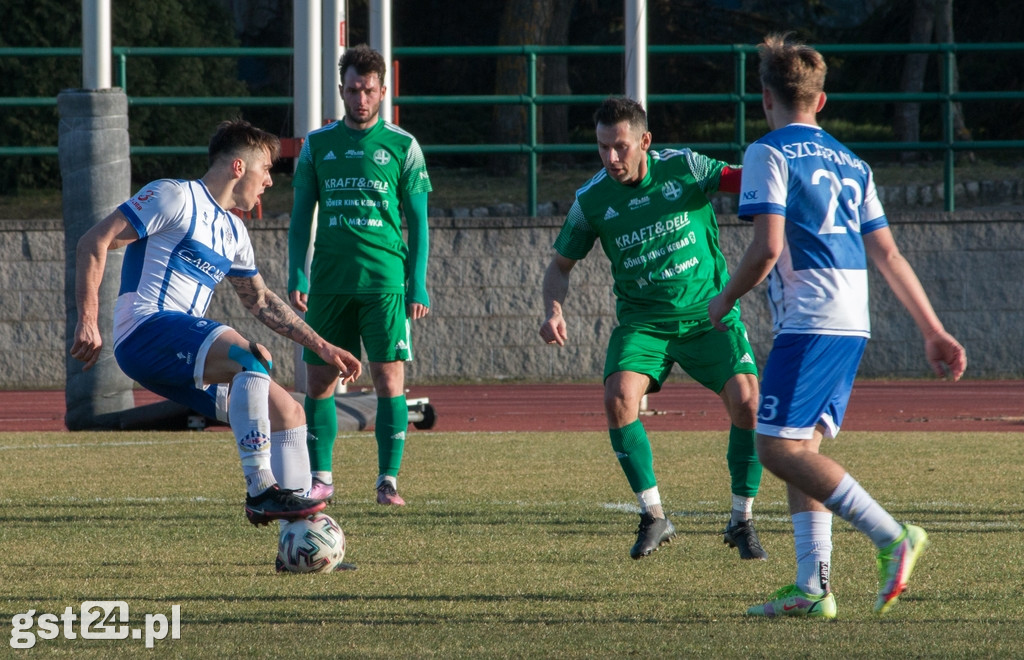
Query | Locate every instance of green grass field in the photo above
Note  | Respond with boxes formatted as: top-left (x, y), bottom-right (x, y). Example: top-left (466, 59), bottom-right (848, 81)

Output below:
top-left (2, 429), bottom-right (1023, 657)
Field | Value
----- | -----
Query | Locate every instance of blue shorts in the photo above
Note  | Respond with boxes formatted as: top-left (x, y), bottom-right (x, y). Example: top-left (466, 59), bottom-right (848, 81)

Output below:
top-left (757, 333), bottom-right (867, 440)
top-left (114, 311), bottom-right (231, 421)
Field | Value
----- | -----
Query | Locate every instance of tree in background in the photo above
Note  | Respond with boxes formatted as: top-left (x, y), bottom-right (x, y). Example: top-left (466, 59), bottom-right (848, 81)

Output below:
top-left (542, 0), bottom-right (576, 166)
top-left (0, 0), bottom-right (247, 193)
top-left (6, 0), bottom-right (1024, 193)
top-left (0, 1), bottom-right (78, 193)
top-left (894, 0), bottom-right (972, 162)
top-left (489, 0), bottom-right (558, 176)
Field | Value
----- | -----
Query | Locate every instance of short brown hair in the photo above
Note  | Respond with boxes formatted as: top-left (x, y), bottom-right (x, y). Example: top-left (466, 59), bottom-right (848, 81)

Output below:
top-left (593, 96), bottom-right (648, 134)
top-left (208, 119), bottom-right (280, 167)
top-left (758, 32), bottom-right (826, 111)
top-left (339, 44), bottom-right (387, 83)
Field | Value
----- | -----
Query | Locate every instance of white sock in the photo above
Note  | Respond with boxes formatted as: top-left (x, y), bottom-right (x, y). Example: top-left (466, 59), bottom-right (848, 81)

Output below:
top-left (793, 511), bottom-right (833, 595)
top-left (271, 425), bottom-right (312, 495)
top-left (229, 371), bottom-right (275, 496)
top-left (824, 473), bottom-right (904, 548)
top-left (376, 474), bottom-right (397, 489)
top-left (636, 486), bottom-right (663, 519)
top-left (312, 471), bottom-right (333, 485)
top-left (731, 494), bottom-right (754, 525)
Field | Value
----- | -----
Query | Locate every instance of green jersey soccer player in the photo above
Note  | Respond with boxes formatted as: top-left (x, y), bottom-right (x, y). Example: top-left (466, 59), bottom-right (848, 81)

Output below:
top-left (540, 96), bottom-right (765, 560)
top-left (289, 45), bottom-right (432, 507)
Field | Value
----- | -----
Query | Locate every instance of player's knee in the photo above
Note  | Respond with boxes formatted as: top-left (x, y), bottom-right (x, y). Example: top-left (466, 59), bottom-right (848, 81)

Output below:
top-left (724, 376), bottom-right (759, 426)
top-left (370, 363), bottom-right (405, 398)
top-left (729, 401), bottom-right (758, 429)
top-left (228, 342), bottom-right (274, 375)
top-left (603, 388), bottom-right (637, 420)
top-left (273, 393), bottom-right (305, 429)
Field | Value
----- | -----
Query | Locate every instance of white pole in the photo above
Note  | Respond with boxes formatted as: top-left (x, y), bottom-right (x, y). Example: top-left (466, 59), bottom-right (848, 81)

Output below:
top-left (293, 1), bottom-right (322, 394)
top-left (323, 0), bottom-right (347, 122)
top-left (624, 0), bottom-right (647, 108)
top-left (82, 0), bottom-right (112, 89)
top-left (369, 0), bottom-right (393, 122)
top-left (294, 0), bottom-right (322, 135)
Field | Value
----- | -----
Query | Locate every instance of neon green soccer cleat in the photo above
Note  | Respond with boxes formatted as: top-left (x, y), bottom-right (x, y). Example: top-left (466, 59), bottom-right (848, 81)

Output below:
top-left (875, 524), bottom-right (929, 614)
top-left (747, 584), bottom-right (837, 619)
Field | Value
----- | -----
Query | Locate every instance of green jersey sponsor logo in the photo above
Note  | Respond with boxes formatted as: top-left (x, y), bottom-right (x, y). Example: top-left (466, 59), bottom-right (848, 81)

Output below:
top-left (323, 177), bottom-right (390, 193)
top-left (614, 213), bottom-right (691, 249)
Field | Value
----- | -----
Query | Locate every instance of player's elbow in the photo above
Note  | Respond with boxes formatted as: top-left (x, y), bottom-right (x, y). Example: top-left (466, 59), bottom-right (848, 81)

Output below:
top-left (754, 240), bottom-right (783, 267)
top-left (75, 233), bottom-right (104, 265)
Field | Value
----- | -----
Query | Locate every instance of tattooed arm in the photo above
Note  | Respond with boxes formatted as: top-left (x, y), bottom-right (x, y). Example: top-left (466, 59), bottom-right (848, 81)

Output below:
top-left (228, 273), bottom-right (362, 383)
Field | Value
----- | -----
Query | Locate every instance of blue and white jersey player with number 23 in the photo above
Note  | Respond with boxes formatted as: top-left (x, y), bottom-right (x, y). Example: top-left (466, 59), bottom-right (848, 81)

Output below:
top-left (708, 32), bottom-right (966, 620)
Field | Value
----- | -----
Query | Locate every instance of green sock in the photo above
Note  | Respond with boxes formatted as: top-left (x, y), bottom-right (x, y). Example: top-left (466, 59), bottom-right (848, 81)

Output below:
top-left (609, 419), bottom-right (657, 493)
top-left (727, 425), bottom-right (762, 498)
top-left (376, 395), bottom-right (408, 477)
top-left (304, 395), bottom-right (338, 473)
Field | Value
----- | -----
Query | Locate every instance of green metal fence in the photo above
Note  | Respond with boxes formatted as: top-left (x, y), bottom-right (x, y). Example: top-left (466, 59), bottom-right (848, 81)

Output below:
top-left (3, 43), bottom-right (1024, 213)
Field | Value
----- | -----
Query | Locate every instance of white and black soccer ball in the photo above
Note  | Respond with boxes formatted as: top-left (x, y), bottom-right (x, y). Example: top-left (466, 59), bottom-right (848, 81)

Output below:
top-left (277, 513), bottom-right (346, 573)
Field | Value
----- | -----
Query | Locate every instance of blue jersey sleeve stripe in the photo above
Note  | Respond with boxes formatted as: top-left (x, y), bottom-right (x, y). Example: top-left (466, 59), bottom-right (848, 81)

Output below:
top-left (228, 267), bottom-right (259, 278)
top-left (117, 201), bottom-right (149, 238)
top-left (738, 201), bottom-right (786, 220)
top-left (861, 215), bottom-right (889, 234)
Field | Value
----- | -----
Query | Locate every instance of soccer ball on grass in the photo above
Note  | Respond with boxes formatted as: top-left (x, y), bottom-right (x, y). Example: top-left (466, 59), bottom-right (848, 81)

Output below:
top-left (277, 513), bottom-right (346, 573)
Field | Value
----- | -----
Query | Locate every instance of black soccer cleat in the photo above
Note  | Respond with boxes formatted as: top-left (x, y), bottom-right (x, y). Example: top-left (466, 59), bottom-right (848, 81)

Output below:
top-left (723, 518), bottom-right (768, 560)
top-left (244, 485), bottom-right (326, 526)
top-left (630, 513), bottom-right (677, 559)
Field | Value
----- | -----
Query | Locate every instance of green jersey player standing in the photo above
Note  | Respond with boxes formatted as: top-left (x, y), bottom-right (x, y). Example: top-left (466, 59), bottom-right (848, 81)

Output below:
top-left (540, 96), bottom-right (766, 560)
top-left (289, 44), bottom-right (432, 507)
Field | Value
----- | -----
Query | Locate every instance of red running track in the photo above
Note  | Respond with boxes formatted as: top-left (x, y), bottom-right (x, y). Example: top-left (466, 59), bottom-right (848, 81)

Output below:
top-left (1, 381), bottom-right (1021, 433)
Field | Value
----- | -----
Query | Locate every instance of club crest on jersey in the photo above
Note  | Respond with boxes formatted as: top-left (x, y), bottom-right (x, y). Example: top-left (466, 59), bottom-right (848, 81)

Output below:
top-left (373, 149), bottom-right (391, 165)
top-left (661, 180), bottom-right (683, 201)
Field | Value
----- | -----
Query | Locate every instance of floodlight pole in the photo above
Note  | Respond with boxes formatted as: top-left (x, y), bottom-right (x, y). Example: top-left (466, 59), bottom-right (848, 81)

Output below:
top-left (324, 0), bottom-right (347, 121)
top-left (625, 0), bottom-right (648, 108)
top-left (292, 1), bottom-right (323, 394)
top-left (82, 0), bottom-right (112, 89)
top-left (294, 1), bottom-right (323, 137)
top-left (369, 0), bottom-right (393, 122)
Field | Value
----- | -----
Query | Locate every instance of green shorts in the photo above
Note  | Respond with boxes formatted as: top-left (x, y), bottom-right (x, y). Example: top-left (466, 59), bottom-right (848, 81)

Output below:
top-left (303, 292), bottom-right (411, 365)
top-left (604, 314), bottom-right (758, 394)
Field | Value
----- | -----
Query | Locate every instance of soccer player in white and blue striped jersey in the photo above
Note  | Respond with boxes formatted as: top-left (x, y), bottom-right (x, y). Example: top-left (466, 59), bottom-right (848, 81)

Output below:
top-left (71, 120), bottom-right (362, 527)
top-left (708, 33), bottom-right (966, 619)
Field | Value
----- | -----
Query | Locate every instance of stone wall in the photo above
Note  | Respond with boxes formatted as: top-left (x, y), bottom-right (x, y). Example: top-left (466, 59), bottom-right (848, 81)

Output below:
top-left (2, 208), bottom-right (1022, 389)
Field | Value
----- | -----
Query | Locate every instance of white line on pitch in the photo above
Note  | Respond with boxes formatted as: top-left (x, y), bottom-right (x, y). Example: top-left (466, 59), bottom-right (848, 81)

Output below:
top-left (0, 438), bottom-right (221, 450)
